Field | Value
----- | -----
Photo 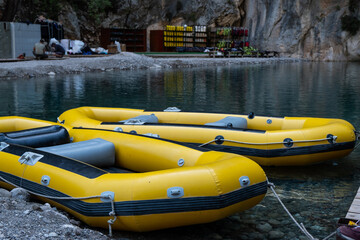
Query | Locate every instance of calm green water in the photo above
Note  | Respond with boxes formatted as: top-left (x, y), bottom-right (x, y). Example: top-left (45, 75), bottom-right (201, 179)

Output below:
top-left (1, 62), bottom-right (360, 238)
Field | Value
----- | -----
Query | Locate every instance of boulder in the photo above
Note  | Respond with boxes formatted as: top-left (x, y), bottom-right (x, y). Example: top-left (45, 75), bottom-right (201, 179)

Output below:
top-left (10, 188), bottom-right (30, 202)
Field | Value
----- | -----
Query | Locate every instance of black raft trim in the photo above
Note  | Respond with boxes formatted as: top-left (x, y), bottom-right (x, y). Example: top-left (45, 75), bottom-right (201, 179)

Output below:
top-left (197, 141), bottom-right (356, 158)
top-left (0, 171), bottom-right (267, 216)
top-left (1, 144), bottom-right (107, 179)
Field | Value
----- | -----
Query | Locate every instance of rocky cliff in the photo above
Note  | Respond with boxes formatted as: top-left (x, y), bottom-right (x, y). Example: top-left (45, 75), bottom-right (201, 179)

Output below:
top-left (0, 0), bottom-right (359, 60)
top-left (244, 0), bottom-right (360, 60)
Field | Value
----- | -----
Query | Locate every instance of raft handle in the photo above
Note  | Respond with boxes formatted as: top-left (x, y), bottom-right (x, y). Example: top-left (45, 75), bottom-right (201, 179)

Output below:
top-left (164, 107), bottom-right (181, 112)
top-left (0, 142), bottom-right (9, 151)
top-left (167, 187), bottom-right (184, 198)
top-left (18, 152), bottom-right (44, 166)
top-left (124, 119), bottom-right (145, 125)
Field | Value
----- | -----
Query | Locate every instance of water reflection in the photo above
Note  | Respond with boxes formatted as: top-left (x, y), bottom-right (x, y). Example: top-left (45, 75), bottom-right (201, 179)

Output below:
top-left (1, 62), bottom-right (360, 237)
top-left (3, 62), bottom-right (359, 124)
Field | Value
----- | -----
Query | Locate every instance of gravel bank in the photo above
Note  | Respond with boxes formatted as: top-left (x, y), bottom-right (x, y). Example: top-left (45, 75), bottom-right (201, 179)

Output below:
top-left (0, 188), bottom-right (108, 240)
top-left (0, 52), bottom-right (301, 79)
top-left (0, 182), bottom-right (342, 240)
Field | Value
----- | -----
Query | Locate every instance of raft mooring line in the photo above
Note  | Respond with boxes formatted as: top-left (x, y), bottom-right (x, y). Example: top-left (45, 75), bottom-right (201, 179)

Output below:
top-left (267, 179), bottom-right (336, 240)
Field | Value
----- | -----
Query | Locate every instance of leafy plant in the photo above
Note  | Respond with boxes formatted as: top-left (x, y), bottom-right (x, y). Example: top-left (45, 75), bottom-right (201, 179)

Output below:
top-left (243, 46), bottom-right (258, 55)
top-left (217, 40), bottom-right (226, 48)
top-left (216, 28), bottom-right (231, 36)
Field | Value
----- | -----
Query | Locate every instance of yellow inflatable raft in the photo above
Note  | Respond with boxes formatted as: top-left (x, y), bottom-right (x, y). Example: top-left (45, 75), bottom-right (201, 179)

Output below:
top-left (0, 116), bottom-right (267, 232)
top-left (58, 107), bottom-right (357, 166)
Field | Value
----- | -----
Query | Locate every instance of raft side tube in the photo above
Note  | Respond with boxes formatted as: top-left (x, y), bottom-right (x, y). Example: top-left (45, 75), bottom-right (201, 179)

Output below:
top-left (0, 125), bottom-right (70, 148)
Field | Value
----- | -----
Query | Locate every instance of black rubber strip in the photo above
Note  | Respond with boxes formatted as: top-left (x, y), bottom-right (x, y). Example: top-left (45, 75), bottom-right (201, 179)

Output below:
top-left (0, 171), bottom-right (267, 216)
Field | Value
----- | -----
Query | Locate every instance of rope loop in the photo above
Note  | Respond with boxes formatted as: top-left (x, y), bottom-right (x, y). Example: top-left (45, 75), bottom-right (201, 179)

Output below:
top-left (267, 181), bottom-right (275, 188)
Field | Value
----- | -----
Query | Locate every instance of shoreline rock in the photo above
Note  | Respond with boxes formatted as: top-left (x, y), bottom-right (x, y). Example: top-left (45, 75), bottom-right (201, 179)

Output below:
top-left (0, 52), bottom-right (301, 80)
top-left (0, 185), bottom-right (342, 240)
top-left (0, 187), bottom-right (108, 240)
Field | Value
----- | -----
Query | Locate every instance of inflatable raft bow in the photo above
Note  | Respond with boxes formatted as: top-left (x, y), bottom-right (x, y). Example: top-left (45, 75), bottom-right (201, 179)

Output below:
top-left (0, 116), bottom-right (267, 232)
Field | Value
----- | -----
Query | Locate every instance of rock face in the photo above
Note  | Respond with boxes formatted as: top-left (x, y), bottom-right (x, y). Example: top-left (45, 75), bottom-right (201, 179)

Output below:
top-left (58, 4), bottom-right (81, 40)
top-left (0, 0), bottom-right (359, 60)
top-left (244, 0), bottom-right (360, 60)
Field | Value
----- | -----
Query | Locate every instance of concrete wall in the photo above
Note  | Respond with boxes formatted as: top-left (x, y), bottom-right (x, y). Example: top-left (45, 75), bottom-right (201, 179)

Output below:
top-left (0, 22), bottom-right (12, 58)
top-left (0, 22), bottom-right (41, 59)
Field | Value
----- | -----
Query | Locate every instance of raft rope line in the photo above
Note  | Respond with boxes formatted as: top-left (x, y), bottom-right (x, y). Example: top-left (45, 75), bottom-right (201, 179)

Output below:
top-left (199, 136), bottom-right (334, 147)
top-left (0, 175), bottom-right (117, 237)
top-left (267, 179), bottom-right (336, 240)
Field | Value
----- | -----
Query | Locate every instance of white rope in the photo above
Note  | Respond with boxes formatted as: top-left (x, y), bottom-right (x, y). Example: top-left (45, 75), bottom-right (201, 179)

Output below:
top-left (199, 139), bottom-right (216, 147)
top-left (199, 137), bottom-right (332, 147)
top-left (267, 180), bottom-right (341, 240)
top-left (107, 195), bottom-right (117, 237)
top-left (267, 180), bottom-right (317, 240)
top-left (322, 231), bottom-right (336, 240)
top-left (0, 175), bottom-right (116, 237)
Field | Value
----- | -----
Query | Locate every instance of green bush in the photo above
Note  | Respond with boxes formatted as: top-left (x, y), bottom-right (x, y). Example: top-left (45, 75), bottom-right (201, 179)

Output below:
top-left (341, 15), bottom-right (360, 36)
top-left (243, 46), bottom-right (258, 55)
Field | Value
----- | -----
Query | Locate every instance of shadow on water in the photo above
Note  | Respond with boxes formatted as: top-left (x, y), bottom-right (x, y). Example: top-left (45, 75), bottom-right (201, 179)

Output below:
top-left (1, 61), bottom-right (360, 239)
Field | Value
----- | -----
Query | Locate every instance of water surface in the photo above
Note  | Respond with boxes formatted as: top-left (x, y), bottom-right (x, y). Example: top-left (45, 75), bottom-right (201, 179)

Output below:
top-left (1, 62), bottom-right (360, 238)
